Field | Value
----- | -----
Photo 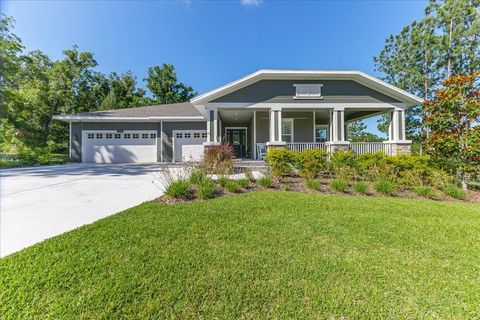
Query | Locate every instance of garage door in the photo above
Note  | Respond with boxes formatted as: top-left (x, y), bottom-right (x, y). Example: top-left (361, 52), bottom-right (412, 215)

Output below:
top-left (173, 130), bottom-right (207, 162)
top-left (82, 130), bottom-right (157, 163)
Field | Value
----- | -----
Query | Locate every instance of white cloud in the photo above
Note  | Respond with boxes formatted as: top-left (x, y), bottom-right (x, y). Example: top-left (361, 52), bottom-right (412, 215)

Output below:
top-left (240, 0), bottom-right (263, 7)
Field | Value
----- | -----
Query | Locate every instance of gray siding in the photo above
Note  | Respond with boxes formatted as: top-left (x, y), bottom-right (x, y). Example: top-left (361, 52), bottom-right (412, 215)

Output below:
top-left (70, 121), bottom-right (206, 163)
top-left (283, 111), bottom-right (314, 142)
top-left (212, 80), bottom-right (400, 104)
top-left (255, 111), bottom-right (269, 144)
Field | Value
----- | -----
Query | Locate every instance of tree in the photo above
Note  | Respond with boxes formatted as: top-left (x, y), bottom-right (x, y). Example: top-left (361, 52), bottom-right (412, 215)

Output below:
top-left (348, 120), bottom-right (383, 142)
top-left (374, 0), bottom-right (480, 140)
top-left (423, 71), bottom-right (480, 188)
top-left (146, 64), bottom-right (196, 104)
top-left (100, 72), bottom-right (151, 110)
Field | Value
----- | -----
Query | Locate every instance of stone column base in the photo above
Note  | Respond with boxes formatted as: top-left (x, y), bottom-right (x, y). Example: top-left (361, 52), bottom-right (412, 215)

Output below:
top-left (326, 141), bottom-right (350, 153)
top-left (383, 140), bottom-right (412, 155)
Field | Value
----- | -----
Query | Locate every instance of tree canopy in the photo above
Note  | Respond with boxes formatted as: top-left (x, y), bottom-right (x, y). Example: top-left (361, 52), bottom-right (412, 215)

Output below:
top-left (0, 14), bottom-right (196, 155)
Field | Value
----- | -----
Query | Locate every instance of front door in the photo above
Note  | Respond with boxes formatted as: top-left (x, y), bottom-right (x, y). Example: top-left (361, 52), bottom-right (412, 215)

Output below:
top-left (226, 128), bottom-right (246, 158)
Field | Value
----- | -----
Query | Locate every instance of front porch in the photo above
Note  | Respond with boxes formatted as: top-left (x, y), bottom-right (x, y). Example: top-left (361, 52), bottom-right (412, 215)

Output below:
top-left (204, 107), bottom-right (411, 159)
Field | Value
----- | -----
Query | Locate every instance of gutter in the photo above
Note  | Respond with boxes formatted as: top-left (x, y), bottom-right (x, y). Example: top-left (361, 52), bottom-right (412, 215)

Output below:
top-left (53, 115), bottom-right (206, 122)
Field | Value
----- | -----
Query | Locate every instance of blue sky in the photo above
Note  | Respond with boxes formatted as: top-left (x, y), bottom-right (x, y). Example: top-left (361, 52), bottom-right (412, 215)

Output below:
top-left (3, 0), bottom-right (426, 136)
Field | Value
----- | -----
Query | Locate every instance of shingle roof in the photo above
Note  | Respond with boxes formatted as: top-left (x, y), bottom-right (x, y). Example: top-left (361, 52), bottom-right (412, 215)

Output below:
top-left (54, 102), bottom-right (205, 120)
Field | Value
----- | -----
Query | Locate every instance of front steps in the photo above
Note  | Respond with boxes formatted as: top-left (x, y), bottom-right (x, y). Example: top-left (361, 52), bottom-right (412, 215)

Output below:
top-left (233, 159), bottom-right (269, 174)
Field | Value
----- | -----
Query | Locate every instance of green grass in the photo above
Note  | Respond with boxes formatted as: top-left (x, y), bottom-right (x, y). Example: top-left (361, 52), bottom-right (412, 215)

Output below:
top-left (1, 192), bottom-right (480, 318)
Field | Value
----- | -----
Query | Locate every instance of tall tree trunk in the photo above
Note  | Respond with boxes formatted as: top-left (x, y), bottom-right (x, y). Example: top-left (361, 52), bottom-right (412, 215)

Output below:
top-left (446, 19), bottom-right (453, 78)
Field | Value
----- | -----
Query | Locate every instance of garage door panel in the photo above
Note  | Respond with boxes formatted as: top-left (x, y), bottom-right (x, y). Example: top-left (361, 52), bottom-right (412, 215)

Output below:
top-left (83, 131), bottom-right (157, 163)
top-left (173, 130), bottom-right (207, 162)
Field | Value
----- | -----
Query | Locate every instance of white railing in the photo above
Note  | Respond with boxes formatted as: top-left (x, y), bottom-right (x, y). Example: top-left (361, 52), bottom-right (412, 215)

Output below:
top-left (285, 143), bottom-right (327, 152)
top-left (349, 142), bottom-right (387, 155)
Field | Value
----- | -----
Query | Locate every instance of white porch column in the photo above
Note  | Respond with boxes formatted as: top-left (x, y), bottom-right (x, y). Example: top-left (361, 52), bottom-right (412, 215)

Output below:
top-left (266, 107), bottom-right (286, 150)
top-left (326, 107), bottom-right (349, 152)
top-left (205, 107), bottom-right (220, 145)
top-left (277, 109), bottom-right (282, 142)
top-left (384, 108), bottom-right (411, 155)
top-left (269, 108), bottom-right (276, 142)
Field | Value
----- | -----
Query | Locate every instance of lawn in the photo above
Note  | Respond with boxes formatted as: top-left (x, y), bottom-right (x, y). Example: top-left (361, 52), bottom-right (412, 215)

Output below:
top-left (1, 192), bottom-right (479, 319)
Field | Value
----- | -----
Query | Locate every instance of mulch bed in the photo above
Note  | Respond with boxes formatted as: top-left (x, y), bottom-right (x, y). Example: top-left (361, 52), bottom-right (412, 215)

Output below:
top-left (156, 176), bottom-right (480, 204)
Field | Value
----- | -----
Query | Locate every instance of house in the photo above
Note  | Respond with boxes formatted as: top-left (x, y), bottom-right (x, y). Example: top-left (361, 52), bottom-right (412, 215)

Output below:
top-left (53, 69), bottom-right (423, 163)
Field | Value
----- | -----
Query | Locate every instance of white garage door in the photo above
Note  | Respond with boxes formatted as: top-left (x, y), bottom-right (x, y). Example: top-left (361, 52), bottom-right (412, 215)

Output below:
top-left (173, 130), bottom-right (207, 162)
top-left (82, 130), bottom-right (157, 163)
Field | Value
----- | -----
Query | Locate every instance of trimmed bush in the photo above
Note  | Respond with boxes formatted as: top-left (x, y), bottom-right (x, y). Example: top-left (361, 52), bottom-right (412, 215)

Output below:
top-left (224, 180), bottom-right (240, 193)
top-left (238, 178), bottom-right (250, 189)
top-left (189, 169), bottom-right (206, 185)
top-left (305, 179), bottom-right (321, 191)
top-left (413, 185), bottom-right (437, 199)
top-left (443, 185), bottom-right (467, 200)
top-left (265, 148), bottom-right (295, 177)
top-left (374, 179), bottom-right (396, 196)
top-left (353, 182), bottom-right (368, 194)
top-left (330, 179), bottom-right (348, 193)
top-left (257, 176), bottom-right (273, 188)
top-left (295, 149), bottom-right (328, 179)
top-left (197, 178), bottom-right (216, 200)
top-left (165, 179), bottom-right (192, 199)
top-left (217, 176), bottom-right (229, 187)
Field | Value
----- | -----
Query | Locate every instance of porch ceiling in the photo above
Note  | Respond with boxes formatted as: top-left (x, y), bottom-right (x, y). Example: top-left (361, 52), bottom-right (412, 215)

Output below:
top-left (219, 110), bottom-right (253, 123)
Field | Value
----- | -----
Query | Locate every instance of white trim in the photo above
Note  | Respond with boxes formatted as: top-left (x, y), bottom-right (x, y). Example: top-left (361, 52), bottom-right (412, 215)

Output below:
top-left (53, 115), bottom-right (205, 122)
top-left (206, 102), bottom-right (407, 110)
top-left (281, 118), bottom-right (294, 143)
top-left (253, 111), bottom-right (257, 160)
top-left (312, 111), bottom-right (316, 141)
top-left (160, 121), bottom-right (163, 163)
top-left (191, 69), bottom-right (423, 106)
top-left (224, 127), bottom-right (248, 154)
top-left (69, 122), bottom-right (72, 160)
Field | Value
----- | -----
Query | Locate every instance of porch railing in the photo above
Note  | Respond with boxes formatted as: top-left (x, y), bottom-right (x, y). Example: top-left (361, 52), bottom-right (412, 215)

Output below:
top-left (285, 143), bottom-right (327, 152)
top-left (349, 142), bottom-right (386, 155)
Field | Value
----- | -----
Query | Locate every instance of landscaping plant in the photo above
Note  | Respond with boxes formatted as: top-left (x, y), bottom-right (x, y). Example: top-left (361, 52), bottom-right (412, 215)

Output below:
top-left (374, 179), bottom-right (396, 196)
top-left (237, 178), bottom-right (250, 189)
top-left (443, 184), bottom-right (467, 200)
top-left (353, 182), bottom-right (368, 194)
top-left (330, 179), bottom-right (349, 193)
top-left (305, 179), bottom-right (321, 191)
top-left (412, 185), bottom-right (437, 199)
top-left (165, 179), bottom-right (192, 199)
top-left (189, 169), bottom-right (206, 185)
top-left (203, 144), bottom-right (234, 174)
top-left (257, 176), bottom-right (273, 188)
top-left (295, 149), bottom-right (328, 179)
top-left (196, 178), bottom-right (216, 200)
top-left (224, 180), bottom-right (240, 193)
top-left (217, 176), bottom-right (229, 188)
top-left (265, 148), bottom-right (295, 177)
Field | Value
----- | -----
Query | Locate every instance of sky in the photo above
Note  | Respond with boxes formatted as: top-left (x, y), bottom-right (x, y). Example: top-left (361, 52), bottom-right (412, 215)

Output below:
top-left (2, 0), bottom-right (427, 136)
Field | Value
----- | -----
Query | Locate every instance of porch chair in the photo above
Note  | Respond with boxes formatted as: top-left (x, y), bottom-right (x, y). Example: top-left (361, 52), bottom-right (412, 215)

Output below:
top-left (257, 143), bottom-right (267, 160)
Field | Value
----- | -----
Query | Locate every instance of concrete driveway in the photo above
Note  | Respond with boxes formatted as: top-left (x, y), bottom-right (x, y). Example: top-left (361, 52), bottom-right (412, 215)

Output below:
top-left (1, 163), bottom-right (167, 257)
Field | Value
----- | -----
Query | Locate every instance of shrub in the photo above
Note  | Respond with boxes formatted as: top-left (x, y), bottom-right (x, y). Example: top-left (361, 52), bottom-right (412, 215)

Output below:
top-left (224, 180), bottom-right (240, 193)
top-left (203, 143), bottom-right (234, 174)
top-left (413, 185), bottom-right (437, 199)
top-left (257, 176), bottom-right (273, 188)
top-left (165, 179), bottom-right (192, 199)
top-left (238, 178), bottom-right (250, 189)
top-left (196, 178), bottom-right (216, 199)
top-left (244, 168), bottom-right (254, 181)
top-left (189, 169), bottom-right (206, 185)
top-left (374, 179), bottom-right (396, 196)
top-left (217, 176), bottom-right (229, 187)
top-left (265, 148), bottom-right (295, 177)
top-left (443, 185), bottom-right (467, 200)
top-left (330, 179), bottom-right (348, 193)
top-left (330, 151), bottom-right (357, 170)
top-left (295, 149), bottom-right (328, 179)
top-left (305, 179), bottom-right (321, 191)
top-left (353, 182), bottom-right (368, 194)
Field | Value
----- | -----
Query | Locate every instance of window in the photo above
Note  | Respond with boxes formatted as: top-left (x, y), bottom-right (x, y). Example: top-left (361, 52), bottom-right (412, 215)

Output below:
top-left (106, 133), bottom-right (113, 139)
top-left (142, 133), bottom-right (148, 139)
top-left (193, 133), bottom-right (200, 138)
top-left (132, 133), bottom-right (139, 139)
top-left (315, 125), bottom-right (328, 142)
top-left (201, 132), bottom-right (207, 138)
top-left (176, 133), bottom-right (182, 138)
top-left (87, 133), bottom-right (94, 139)
top-left (184, 133), bottom-right (191, 138)
top-left (281, 119), bottom-right (294, 142)
top-left (114, 133), bottom-right (121, 139)
top-left (150, 133), bottom-right (156, 139)
top-left (96, 133), bottom-right (103, 139)
top-left (124, 133), bottom-right (131, 139)
top-left (294, 84), bottom-right (323, 99)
